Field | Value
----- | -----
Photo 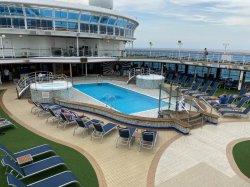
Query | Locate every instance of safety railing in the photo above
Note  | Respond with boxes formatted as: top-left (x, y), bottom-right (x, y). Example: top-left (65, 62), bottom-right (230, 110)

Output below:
top-left (16, 71), bottom-right (70, 99)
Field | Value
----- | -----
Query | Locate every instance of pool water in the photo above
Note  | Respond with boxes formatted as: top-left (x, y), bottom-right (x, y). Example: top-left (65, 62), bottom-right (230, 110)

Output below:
top-left (73, 83), bottom-right (168, 114)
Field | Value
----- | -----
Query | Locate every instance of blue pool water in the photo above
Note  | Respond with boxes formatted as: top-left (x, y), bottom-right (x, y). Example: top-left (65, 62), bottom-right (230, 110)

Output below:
top-left (73, 83), bottom-right (167, 114)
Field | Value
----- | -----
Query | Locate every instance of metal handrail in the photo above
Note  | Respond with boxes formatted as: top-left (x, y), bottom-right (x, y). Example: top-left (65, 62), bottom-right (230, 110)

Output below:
top-left (16, 71), bottom-right (70, 98)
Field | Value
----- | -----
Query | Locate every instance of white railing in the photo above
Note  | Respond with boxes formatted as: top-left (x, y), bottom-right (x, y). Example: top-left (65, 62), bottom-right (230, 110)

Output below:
top-left (127, 67), bottom-right (151, 84)
top-left (16, 71), bottom-right (70, 99)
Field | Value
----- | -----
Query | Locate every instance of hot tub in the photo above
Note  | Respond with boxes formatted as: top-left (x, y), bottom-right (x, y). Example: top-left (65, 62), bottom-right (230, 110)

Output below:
top-left (30, 81), bottom-right (72, 103)
top-left (136, 74), bottom-right (164, 89)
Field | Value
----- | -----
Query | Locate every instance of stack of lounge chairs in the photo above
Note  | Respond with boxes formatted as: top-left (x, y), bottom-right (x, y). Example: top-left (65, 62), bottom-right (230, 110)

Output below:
top-left (0, 117), bottom-right (15, 133)
top-left (0, 144), bottom-right (80, 187)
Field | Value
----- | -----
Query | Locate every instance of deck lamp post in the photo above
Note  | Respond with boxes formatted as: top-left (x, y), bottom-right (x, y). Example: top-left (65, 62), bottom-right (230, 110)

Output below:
top-left (222, 42), bottom-right (230, 63)
top-left (0, 34), bottom-right (6, 58)
top-left (177, 40), bottom-right (183, 60)
top-left (149, 41), bottom-right (153, 57)
top-left (223, 42), bottom-right (229, 54)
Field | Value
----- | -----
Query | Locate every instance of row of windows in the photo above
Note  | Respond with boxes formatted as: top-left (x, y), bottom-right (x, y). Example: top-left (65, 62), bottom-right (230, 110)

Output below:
top-left (0, 5), bottom-right (137, 29)
top-left (0, 17), bottom-right (133, 37)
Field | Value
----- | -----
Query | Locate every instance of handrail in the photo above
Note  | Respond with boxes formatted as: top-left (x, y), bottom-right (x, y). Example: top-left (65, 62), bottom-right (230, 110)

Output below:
top-left (16, 71), bottom-right (70, 99)
top-left (192, 98), bottom-right (204, 111)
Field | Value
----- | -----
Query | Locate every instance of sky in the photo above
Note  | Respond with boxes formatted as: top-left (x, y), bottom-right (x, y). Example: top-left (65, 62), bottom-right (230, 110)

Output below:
top-left (59, 0), bottom-right (250, 51)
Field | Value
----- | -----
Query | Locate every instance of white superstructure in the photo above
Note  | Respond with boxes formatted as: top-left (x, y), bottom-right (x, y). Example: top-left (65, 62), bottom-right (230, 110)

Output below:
top-left (0, 0), bottom-right (138, 58)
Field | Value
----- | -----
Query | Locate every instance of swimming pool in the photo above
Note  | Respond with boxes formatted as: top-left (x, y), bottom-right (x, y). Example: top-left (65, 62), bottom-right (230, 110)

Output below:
top-left (73, 83), bottom-right (168, 114)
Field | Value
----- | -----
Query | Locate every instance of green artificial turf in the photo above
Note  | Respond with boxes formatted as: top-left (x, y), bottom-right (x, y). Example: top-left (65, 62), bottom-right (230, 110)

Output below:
top-left (232, 140), bottom-right (250, 178)
top-left (0, 92), bottom-right (98, 187)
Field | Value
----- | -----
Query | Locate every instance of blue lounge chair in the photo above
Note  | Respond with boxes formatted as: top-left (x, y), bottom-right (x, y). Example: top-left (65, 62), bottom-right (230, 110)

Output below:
top-left (177, 75), bottom-right (188, 85)
top-left (46, 108), bottom-right (63, 123)
top-left (221, 104), bottom-right (250, 117)
top-left (1, 156), bottom-right (65, 179)
top-left (37, 104), bottom-right (62, 117)
top-left (139, 130), bottom-right (158, 151)
top-left (6, 171), bottom-right (80, 187)
top-left (0, 119), bottom-right (15, 130)
top-left (116, 127), bottom-right (137, 149)
top-left (234, 87), bottom-right (249, 98)
top-left (0, 144), bottom-right (54, 162)
top-left (73, 118), bottom-right (94, 137)
top-left (189, 81), bottom-right (212, 96)
top-left (210, 94), bottom-right (237, 107)
top-left (183, 77), bottom-right (194, 87)
top-left (57, 112), bottom-right (77, 129)
top-left (183, 79), bottom-right (203, 94)
top-left (218, 96), bottom-right (250, 111)
top-left (196, 82), bottom-right (220, 99)
top-left (91, 122), bottom-right (117, 143)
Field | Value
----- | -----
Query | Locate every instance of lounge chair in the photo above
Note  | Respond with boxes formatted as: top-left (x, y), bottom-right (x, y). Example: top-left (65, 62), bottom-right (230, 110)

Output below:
top-left (189, 81), bottom-right (212, 96)
top-left (218, 96), bottom-right (250, 112)
top-left (196, 82), bottom-right (220, 99)
top-left (220, 104), bottom-right (250, 117)
top-left (0, 144), bottom-right (54, 162)
top-left (91, 122), bottom-right (117, 143)
top-left (139, 130), bottom-right (158, 151)
top-left (177, 75), bottom-right (188, 85)
top-left (57, 112), bottom-right (77, 129)
top-left (6, 171), bottom-right (80, 187)
top-left (183, 79), bottom-right (203, 94)
top-left (46, 108), bottom-right (63, 123)
top-left (0, 119), bottom-right (15, 131)
top-left (210, 94), bottom-right (237, 107)
top-left (37, 104), bottom-right (62, 117)
top-left (182, 77), bottom-right (194, 87)
top-left (234, 87), bottom-right (249, 98)
top-left (116, 127), bottom-right (137, 149)
top-left (30, 101), bottom-right (41, 114)
top-left (1, 156), bottom-right (65, 179)
top-left (73, 117), bottom-right (94, 136)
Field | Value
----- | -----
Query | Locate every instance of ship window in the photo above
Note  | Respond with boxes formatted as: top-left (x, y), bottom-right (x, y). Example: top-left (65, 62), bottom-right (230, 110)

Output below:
top-left (90, 15), bottom-right (99, 23)
top-left (25, 8), bottom-right (39, 17)
top-left (115, 27), bottom-right (119, 36)
top-left (12, 18), bottom-right (25, 28)
top-left (55, 10), bottom-right (67, 19)
top-left (68, 12), bottom-right (79, 20)
top-left (0, 17), bottom-right (11, 27)
top-left (40, 9), bottom-right (52, 17)
top-left (0, 6), bottom-right (10, 15)
top-left (107, 26), bottom-right (113, 35)
top-left (80, 23), bottom-right (89, 32)
top-left (120, 28), bottom-right (124, 36)
top-left (116, 19), bottom-right (127, 27)
top-left (41, 20), bottom-right (53, 30)
top-left (100, 16), bottom-right (109, 24)
top-left (100, 25), bottom-right (106, 34)
top-left (81, 14), bottom-right (91, 22)
top-left (9, 7), bottom-right (23, 16)
top-left (55, 21), bottom-right (68, 30)
top-left (68, 22), bottom-right (78, 31)
top-left (90, 24), bottom-right (98, 33)
top-left (108, 18), bottom-right (116, 25)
